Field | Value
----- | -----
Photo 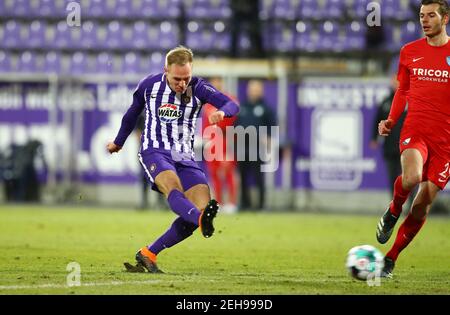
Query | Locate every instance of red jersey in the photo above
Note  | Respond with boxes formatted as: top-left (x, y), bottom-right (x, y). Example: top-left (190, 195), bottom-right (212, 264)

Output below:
top-left (389, 37), bottom-right (450, 159)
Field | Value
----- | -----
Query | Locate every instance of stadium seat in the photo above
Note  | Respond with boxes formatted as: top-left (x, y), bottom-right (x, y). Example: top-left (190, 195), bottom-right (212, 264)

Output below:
top-left (317, 20), bottom-right (342, 52)
top-left (158, 21), bottom-right (179, 50)
top-left (143, 52), bottom-right (165, 74)
top-left (273, 0), bottom-right (298, 20)
top-left (186, 0), bottom-right (231, 19)
top-left (350, 0), bottom-right (372, 19)
top-left (295, 21), bottom-right (317, 52)
top-left (44, 51), bottom-right (62, 73)
top-left (36, 0), bottom-right (66, 18)
top-left (3, 21), bottom-right (26, 49)
top-left (140, 0), bottom-right (181, 19)
top-left (268, 22), bottom-right (295, 53)
top-left (400, 20), bottom-right (422, 45)
top-left (17, 51), bottom-right (40, 73)
top-left (343, 21), bottom-right (366, 51)
top-left (121, 52), bottom-right (141, 74)
top-left (95, 52), bottom-right (115, 74)
top-left (0, 51), bottom-right (12, 72)
top-left (104, 21), bottom-right (125, 50)
top-left (70, 52), bottom-right (89, 74)
top-left (25, 21), bottom-right (47, 49)
top-left (322, 0), bottom-right (345, 19)
top-left (298, 0), bottom-right (320, 19)
top-left (4, 0), bottom-right (32, 17)
top-left (81, 0), bottom-right (116, 18)
top-left (115, 0), bottom-right (142, 18)
top-left (80, 21), bottom-right (101, 50)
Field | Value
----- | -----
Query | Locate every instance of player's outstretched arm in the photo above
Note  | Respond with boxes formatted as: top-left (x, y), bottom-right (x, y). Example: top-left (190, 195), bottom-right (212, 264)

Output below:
top-left (107, 141), bottom-right (122, 154)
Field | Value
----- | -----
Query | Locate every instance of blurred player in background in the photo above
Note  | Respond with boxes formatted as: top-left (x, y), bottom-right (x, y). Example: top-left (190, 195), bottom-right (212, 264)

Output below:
top-left (107, 46), bottom-right (239, 273)
top-left (376, 0), bottom-right (450, 278)
top-left (202, 77), bottom-right (238, 214)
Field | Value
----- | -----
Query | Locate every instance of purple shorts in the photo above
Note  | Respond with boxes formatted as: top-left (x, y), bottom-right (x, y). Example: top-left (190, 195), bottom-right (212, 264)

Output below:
top-left (138, 149), bottom-right (208, 193)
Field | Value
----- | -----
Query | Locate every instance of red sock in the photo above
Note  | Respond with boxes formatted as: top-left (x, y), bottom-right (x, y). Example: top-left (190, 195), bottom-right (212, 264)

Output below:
top-left (386, 213), bottom-right (426, 261)
top-left (389, 176), bottom-right (411, 217)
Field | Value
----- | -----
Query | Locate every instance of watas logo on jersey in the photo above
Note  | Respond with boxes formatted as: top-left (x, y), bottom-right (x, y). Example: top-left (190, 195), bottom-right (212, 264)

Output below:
top-left (158, 103), bottom-right (183, 122)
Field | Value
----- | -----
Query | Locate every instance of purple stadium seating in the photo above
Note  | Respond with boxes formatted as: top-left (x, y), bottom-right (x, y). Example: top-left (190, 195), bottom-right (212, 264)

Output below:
top-left (53, 21), bottom-right (72, 49)
top-left (37, 0), bottom-right (66, 18)
top-left (143, 52), bottom-right (165, 74)
top-left (317, 20), bottom-right (341, 52)
top-left (130, 21), bottom-right (148, 49)
top-left (80, 21), bottom-right (101, 50)
top-left (95, 52), bottom-right (115, 73)
top-left (273, 0), bottom-right (298, 20)
top-left (322, 0), bottom-right (345, 19)
top-left (158, 21), bottom-right (179, 50)
top-left (344, 21), bottom-right (366, 51)
top-left (400, 20), bottom-right (422, 45)
top-left (298, 0), bottom-right (320, 19)
top-left (140, 0), bottom-right (181, 19)
top-left (121, 52), bottom-right (141, 74)
top-left (70, 52), bottom-right (89, 74)
top-left (186, 0), bottom-right (231, 19)
top-left (0, 51), bottom-right (12, 72)
top-left (81, 0), bottom-right (115, 18)
top-left (3, 21), bottom-right (24, 49)
top-left (44, 52), bottom-right (62, 73)
top-left (17, 51), bottom-right (40, 73)
top-left (268, 22), bottom-right (295, 53)
top-left (25, 21), bottom-right (47, 49)
top-left (350, 0), bottom-right (372, 19)
top-left (4, 0), bottom-right (31, 17)
top-left (104, 21), bottom-right (125, 50)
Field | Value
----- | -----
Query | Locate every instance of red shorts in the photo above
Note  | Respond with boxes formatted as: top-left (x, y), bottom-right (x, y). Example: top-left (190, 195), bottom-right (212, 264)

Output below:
top-left (399, 127), bottom-right (450, 190)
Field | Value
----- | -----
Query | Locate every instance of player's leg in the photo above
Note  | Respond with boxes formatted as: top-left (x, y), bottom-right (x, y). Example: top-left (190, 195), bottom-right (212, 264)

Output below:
top-left (206, 160), bottom-right (222, 204)
top-left (126, 153), bottom-right (203, 273)
top-left (377, 148), bottom-right (424, 244)
top-left (178, 163), bottom-right (219, 238)
top-left (381, 180), bottom-right (440, 277)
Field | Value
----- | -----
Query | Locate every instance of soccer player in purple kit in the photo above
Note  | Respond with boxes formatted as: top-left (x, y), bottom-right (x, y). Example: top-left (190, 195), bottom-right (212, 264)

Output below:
top-left (107, 46), bottom-right (239, 273)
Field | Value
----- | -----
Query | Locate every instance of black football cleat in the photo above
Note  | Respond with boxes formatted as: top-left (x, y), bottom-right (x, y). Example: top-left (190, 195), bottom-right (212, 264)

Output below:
top-left (199, 199), bottom-right (219, 238)
top-left (380, 256), bottom-right (395, 278)
top-left (376, 207), bottom-right (399, 244)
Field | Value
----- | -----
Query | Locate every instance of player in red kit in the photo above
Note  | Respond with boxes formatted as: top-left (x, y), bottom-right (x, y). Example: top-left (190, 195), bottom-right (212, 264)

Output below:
top-left (376, 0), bottom-right (450, 278)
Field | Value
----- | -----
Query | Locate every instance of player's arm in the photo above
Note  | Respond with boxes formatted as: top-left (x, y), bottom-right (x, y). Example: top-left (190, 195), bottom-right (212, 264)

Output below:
top-left (197, 80), bottom-right (240, 124)
top-left (107, 81), bottom-right (146, 154)
top-left (379, 49), bottom-right (409, 137)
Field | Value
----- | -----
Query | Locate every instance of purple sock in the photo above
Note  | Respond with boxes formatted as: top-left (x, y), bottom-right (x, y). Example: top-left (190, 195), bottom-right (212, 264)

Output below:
top-left (148, 217), bottom-right (198, 254)
top-left (167, 190), bottom-right (201, 225)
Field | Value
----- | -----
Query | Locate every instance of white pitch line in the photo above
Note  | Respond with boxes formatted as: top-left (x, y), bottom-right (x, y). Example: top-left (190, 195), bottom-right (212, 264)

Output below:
top-left (0, 279), bottom-right (162, 291)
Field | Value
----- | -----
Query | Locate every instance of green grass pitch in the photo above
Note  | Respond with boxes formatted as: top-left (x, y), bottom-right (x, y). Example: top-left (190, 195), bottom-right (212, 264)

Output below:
top-left (0, 205), bottom-right (449, 294)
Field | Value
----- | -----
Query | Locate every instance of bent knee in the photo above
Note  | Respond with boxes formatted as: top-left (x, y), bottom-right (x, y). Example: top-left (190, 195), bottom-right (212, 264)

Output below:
top-left (402, 172), bottom-right (422, 189)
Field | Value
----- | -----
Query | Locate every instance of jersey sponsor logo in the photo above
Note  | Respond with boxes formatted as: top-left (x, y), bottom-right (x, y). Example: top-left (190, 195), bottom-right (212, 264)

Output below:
top-left (438, 162), bottom-right (449, 183)
top-left (413, 57), bottom-right (424, 63)
top-left (412, 67), bottom-right (449, 83)
top-left (402, 138), bottom-right (411, 145)
top-left (158, 103), bottom-right (183, 122)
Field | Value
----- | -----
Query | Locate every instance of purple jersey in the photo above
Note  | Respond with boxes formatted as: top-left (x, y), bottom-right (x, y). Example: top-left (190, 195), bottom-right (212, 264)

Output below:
top-left (114, 73), bottom-right (239, 156)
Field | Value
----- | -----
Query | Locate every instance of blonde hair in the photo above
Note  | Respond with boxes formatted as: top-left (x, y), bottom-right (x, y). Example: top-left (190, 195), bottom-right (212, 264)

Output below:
top-left (165, 46), bottom-right (194, 67)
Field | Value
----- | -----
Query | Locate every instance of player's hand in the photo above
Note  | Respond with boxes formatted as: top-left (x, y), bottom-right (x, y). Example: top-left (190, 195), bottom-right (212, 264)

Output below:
top-left (208, 110), bottom-right (225, 124)
top-left (378, 119), bottom-right (393, 137)
top-left (107, 142), bottom-right (122, 154)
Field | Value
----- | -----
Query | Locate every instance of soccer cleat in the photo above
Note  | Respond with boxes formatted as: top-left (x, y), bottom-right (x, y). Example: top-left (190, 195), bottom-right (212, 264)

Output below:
top-left (376, 207), bottom-right (399, 244)
top-left (199, 199), bottom-right (219, 238)
top-left (124, 247), bottom-right (163, 274)
top-left (380, 256), bottom-right (395, 278)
